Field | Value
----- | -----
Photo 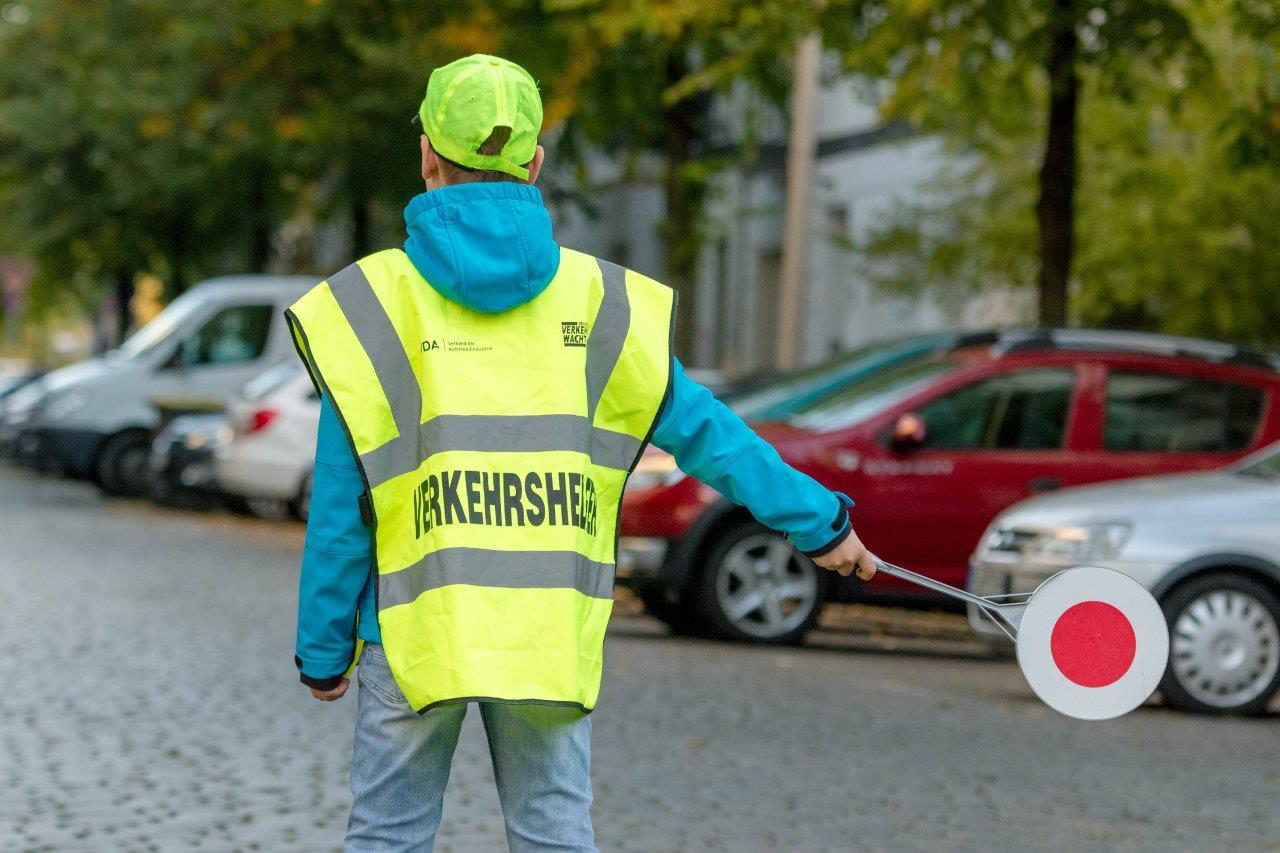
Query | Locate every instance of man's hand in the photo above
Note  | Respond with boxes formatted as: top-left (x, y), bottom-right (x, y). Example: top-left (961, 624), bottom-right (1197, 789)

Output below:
top-left (309, 677), bottom-right (350, 702)
top-left (812, 528), bottom-right (877, 581)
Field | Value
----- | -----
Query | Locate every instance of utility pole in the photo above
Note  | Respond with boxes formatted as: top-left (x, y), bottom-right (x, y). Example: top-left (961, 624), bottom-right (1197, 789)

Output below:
top-left (776, 30), bottom-right (820, 371)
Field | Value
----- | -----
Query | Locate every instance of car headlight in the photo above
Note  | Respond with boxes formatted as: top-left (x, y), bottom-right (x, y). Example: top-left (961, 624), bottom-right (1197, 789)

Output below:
top-left (625, 450), bottom-right (685, 491)
top-left (183, 430), bottom-right (209, 450)
top-left (184, 424), bottom-right (234, 451)
top-left (1025, 522), bottom-right (1132, 563)
top-left (4, 399), bottom-right (36, 426)
top-left (4, 383), bottom-right (45, 420)
top-left (44, 388), bottom-right (91, 422)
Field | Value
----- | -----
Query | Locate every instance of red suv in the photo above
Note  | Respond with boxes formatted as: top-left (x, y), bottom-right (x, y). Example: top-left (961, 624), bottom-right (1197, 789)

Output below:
top-left (620, 329), bottom-right (1280, 643)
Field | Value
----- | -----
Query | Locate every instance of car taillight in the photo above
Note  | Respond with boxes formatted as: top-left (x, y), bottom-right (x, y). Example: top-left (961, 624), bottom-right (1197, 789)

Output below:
top-left (246, 408), bottom-right (278, 434)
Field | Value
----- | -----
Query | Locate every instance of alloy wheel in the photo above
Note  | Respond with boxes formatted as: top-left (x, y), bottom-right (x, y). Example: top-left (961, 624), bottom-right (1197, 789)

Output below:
top-left (714, 533), bottom-right (818, 640)
top-left (1170, 588), bottom-right (1280, 709)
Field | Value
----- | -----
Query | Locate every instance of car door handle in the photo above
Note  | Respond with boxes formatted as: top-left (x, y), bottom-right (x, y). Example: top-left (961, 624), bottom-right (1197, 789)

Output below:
top-left (1028, 477), bottom-right (1062, 493)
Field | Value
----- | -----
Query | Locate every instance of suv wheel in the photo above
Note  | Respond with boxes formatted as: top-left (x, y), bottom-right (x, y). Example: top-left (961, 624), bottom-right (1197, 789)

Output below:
top-left (95, 431), bottom-right (152, 497)
top-left (1161, 573), bottom-right (1280, 715)
top-left (636, 587), bottom-right (703, 636)
top-left (696, 522), bottom-right (825, 644)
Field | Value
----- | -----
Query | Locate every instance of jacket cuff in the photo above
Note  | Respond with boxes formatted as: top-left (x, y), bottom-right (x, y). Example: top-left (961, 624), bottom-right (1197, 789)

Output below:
top-left (300, 672), bottom-right (345, 691)
top-left (795, 492), bottom-right (855, 557)
top-left (296, 654), bottom-right (346, 691)
top-left (800, 515), bottom-right (852, 558)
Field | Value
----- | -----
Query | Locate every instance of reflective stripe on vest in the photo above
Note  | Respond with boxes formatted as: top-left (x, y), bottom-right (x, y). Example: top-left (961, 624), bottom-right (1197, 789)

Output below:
top-left (286, 247), bottom-right (674, 713)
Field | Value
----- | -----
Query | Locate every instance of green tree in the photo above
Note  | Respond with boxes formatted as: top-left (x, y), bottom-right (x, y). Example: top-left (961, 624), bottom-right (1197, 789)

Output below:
top-left (0, 0), bottom-right (324, 339)
top-left (0, 1), bottom-right (495, 338)
top-left (844, 0), bottom-right (1206, 325)
top-left (0, 0), bottom-right (854, 357)
top-left (857, 1), bottom-right (1280, 344)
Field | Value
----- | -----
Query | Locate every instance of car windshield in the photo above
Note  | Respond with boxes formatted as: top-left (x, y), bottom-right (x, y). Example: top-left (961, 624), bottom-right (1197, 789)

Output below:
top-left (115, 293), bottom-right (206, 360)
top-left (1236, 444), bottom-right (1280, 479)
top-left (0, 375), bottom-right (31, 398)
top-left (728, 334), bottom-right (953, 423)
top-left (241, 362), bottom-right (300, 401)
top-left (784, 357), bottom-right (963, 432)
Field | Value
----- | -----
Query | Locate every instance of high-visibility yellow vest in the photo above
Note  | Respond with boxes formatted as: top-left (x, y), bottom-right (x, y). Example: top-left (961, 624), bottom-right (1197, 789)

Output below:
top-left (286, 247), bottom-right (674, 713)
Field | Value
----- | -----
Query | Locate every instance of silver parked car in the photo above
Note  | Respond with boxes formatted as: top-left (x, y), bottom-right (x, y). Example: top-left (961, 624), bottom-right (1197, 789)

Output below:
top-left (968, 442), bottom-right (1280, 715)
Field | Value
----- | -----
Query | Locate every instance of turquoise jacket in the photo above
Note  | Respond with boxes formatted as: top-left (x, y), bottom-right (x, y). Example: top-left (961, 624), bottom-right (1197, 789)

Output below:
top-left (296, 183), bottom-right (851, 687)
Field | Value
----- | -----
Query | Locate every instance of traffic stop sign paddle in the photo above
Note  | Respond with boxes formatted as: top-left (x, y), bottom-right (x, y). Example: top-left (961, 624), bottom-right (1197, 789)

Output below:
top-left (1015, 566), bottom-right (1168, 720)
top-left (872, 560), bottom-right (1169, 720)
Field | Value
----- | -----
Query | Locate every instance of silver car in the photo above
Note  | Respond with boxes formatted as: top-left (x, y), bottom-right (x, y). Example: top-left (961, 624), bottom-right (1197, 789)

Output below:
top-left (968, 442), bottom-right (1280, 715)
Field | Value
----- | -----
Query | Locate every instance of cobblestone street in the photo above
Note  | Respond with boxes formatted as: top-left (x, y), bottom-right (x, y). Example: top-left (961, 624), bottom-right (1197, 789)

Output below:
top-left (3, 466), bottom-right (1279, 852)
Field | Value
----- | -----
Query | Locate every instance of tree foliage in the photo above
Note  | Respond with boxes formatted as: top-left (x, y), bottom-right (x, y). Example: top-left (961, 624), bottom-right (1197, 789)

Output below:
top-left (0, 0), bottom-right (838, 354)
top-left (853, 1), bottom-right (1280, 344)
top-left (843, 0), bottom-right (1210, 326)
top-left (0, 2), bottom-right (499, 321)
top-left (4, 0), bottom-right (1277, 352)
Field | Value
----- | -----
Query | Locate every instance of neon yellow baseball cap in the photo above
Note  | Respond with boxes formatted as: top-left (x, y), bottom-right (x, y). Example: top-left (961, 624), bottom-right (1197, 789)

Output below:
top-left (413, 54), bottom-right (543, 181)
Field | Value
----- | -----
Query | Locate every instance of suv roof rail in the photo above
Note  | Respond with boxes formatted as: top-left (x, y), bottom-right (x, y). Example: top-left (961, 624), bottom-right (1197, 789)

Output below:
top-left (988, 328), bottom-right (1280, 372)
top-left (1225, 351), bottom-right (1280, 371)
top-left (948, 330), bottom-right (1003, 350)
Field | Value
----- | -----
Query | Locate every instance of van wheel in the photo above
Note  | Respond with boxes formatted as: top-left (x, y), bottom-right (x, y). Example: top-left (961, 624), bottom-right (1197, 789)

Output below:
top-left (247, 497), bottom-right (290, 520)
top-left (1160, 573), bottom-right (1280, 715)
top-left (95, 431), bottom-right (153, 497)
top-left (696, 522), bottom-right (826, 645)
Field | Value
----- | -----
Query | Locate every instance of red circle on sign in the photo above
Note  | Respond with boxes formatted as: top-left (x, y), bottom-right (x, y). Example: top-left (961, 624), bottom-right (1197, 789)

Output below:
top-left (1049, 600), bottom-right (1137, 688)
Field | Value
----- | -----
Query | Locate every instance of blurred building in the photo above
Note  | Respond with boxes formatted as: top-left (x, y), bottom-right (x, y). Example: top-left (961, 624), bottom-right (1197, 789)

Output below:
top-left (552, 64), bottom-right (1027, 375)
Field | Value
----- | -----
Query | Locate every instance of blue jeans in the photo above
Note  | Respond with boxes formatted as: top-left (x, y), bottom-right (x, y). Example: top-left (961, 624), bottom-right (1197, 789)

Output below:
top-left (345, 643), bottom-right (597, 852)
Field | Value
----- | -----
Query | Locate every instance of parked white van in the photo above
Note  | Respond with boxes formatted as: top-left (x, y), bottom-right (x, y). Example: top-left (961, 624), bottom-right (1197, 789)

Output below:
top-left (15, 275), bottom-right (314, 495)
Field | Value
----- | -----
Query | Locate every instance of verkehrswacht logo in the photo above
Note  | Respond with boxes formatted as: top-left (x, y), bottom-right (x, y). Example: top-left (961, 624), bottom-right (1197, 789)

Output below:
top-left (561, 321), bottom-right (587, 347)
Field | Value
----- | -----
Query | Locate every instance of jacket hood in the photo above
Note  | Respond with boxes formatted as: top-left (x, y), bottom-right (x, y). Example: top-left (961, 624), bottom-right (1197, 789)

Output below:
top-left (403, 183), bottom-right (560, 313)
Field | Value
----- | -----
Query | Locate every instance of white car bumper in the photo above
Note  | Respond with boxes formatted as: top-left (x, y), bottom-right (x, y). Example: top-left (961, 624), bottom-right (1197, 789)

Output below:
top-left (215, 440), bottom-right (307, 501)
top-left (967, 555), bottom-right (1169, 638)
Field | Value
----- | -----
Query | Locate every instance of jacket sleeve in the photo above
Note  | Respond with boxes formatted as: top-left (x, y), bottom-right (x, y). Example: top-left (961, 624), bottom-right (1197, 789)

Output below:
top-left (295, 394), bottom-right (373, 690)
top-left (650, 360), bottom-right (852, 556)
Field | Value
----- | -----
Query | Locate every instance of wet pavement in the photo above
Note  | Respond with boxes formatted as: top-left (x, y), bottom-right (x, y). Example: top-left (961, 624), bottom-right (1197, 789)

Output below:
top-left (3, 466), bottom-right (1278, 851)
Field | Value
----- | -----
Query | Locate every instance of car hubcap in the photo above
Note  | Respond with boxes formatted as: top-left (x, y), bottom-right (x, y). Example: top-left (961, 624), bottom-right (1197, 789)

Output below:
top-left (1171, 590), bottom-right (1280, 708)
top-left (715, 533), bottom-right (817, 639)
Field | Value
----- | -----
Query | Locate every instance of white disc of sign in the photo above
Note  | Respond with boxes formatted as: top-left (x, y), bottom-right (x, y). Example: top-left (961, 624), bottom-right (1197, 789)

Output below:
top-left (1016, 566), bottom-right (1168, 721)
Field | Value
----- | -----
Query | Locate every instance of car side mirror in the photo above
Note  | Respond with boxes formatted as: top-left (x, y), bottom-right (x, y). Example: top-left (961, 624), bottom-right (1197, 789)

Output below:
top-left (890, 412), bottom-right (926, 452)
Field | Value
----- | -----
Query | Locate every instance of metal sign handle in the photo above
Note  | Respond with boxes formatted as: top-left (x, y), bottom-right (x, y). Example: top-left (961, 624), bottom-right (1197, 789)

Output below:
top-left (872, 557), bottom-right (1030, 642)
